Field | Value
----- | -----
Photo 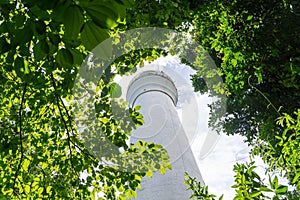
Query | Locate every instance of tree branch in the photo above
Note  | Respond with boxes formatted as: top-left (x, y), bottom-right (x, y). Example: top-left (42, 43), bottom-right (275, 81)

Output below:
top-left (52, 76), bottom-right (98, 164)
top-left (50, 73), bottom-right (77, 174)
top-left (13, 83), bottom-right (27, 194)
top-left (58, 93), bottom-right (77, 139)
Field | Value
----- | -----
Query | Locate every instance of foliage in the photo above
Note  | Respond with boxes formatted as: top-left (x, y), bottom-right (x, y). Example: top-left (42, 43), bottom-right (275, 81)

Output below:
top-left (232, 162), bottom-right (290, 200)
top-left (190, 0), bottom-right (300, 194)
top-left (0, 0), bottom-right (171, 199)
top-left (186, 162), bottom-right (299, 200)
top-left (184, 173), bottom-right (223, 200)
top-left (191, 0), bottom-right (300, 137)
top-left (252, 109), bottom-right (300, 191)
top-left (125, 0), bottom-right (194, 30)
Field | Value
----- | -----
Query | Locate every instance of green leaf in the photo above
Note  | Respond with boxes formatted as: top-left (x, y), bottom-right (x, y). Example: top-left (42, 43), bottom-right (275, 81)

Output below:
top-left (62, 37), bottom-right (81, 48)
top-left (29, 5), bottom-right (50, 20)
top-left (69, 48), bottom-right (84, 65)
top-left (80, 1), bottom-right (119, 29)
top-left (137, 140), bottom-right (144, 148)
top-left (272, 176), bottom-right (279, 189)
top-left (132, 190), bottom-right (137, 198)
top-left (109, 83), bottom-right (122, 98)
top-left (275, 185), bottom-right (288, 194)
top-left (292, 173), bottom-right (300, 184)
top-left (56, 48), bottom-right (73, 67)
top-left (33, 21), bottom-right (47, 35)
top-left (12, 26), bottom-right (33, 46)
top-left (22, 159), bottom-right (30, 171)
top-left (255, 71), bottom-right (263, 83)
top-left (33, 39), bottom-right (49, 60)
top-left (247, 15), bottom-right (253, 20)
top-left (19, 44), bottom-right (31, 57)
top-left (134, 105), bottom-right (141, 111)
top-left (48, 33), bottom-right (61, 45)
top-left (0, 37), bottom-right (10, 53)
top-left (232, 59), bottom-right (237, 66)
top-left (145, 171), bottom-right (152, 178)
top-left (14, 56), bottom-right (25, 78)
top-left (51, 1), bottom-right (69, 22)
top-left (14, 13), bottom-right (26, 27)
top-left (165, 163), bottom-right (172, 170)
top-left (259, 186), bottom-right (273, 192)
top-left (63, 5), bottom-right (84, 39)
top-left (46, 186), bottom-right (52, 194)
top-left (25, 185), bottom-right (30, 194)
top-left (81, 21), bottom-right (109, 51)
top-left (250, 191), bottom-right (261, 197)
top-left (159, 166), bottom-right (166, 174)
top-left (24, 59), bottom-right (30, 74)
top-left (41, 162), bottom-right (48, 170)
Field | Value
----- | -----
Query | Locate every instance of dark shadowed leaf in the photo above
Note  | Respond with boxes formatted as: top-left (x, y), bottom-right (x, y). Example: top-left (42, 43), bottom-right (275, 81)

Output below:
top-left (56, 48), bottom-right (73, 68)
top-left (81, 21), bottom-right (109, 51)
top-left (63, 5), bottom-right (84, 39)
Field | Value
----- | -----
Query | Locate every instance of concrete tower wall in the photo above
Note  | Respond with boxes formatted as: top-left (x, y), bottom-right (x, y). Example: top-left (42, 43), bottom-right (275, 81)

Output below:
top-left (127, 71), bottom-right (204, 200)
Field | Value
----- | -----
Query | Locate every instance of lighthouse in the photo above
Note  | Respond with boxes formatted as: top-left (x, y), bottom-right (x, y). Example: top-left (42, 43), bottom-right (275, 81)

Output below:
top-left (126, 70), bottom-right (204, 199)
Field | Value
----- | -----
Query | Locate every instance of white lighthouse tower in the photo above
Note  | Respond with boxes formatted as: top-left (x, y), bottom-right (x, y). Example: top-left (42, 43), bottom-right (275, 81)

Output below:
top-left (126, 70), bottom-right (204, 199)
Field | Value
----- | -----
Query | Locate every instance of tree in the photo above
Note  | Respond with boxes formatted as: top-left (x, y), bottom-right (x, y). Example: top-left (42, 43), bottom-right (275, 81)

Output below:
top-left (189, 0), bottom-right (300, 194)
top-left (185, 161), bottom-right (299, 200)
top-left (0, 0), bottom-right (171, 199)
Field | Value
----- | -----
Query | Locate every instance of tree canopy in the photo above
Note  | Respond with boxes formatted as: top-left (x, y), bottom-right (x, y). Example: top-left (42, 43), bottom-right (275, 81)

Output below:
top-left (190, 0), bottom-right (300, 195)
top-left (0, 0), bottom-right (171, 199)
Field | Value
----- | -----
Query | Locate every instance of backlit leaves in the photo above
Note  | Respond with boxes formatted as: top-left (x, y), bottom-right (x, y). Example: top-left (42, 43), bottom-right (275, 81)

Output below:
top-left (109, 82), bottom-right (122, 98)
top-left (0, 0), bottom-right (171, 199)
top-left (80, 0), bottom-right (120, 29)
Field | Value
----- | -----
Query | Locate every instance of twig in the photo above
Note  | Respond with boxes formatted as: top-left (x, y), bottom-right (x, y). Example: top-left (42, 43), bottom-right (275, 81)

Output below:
top-left (55, 80), bottom-right (99, 164)
top-left (50, 74), bottom-right (97, 165)
top-left (58, 95), bottom-right (76, 138)
top-left (57, 98), bottom-right (98, 163)
top-left (248, 76), bottom-right (281, 116)
top-left (50, 73), bottom-right (77, 174)
top-left (13, 83), bottom-right (27, 194)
